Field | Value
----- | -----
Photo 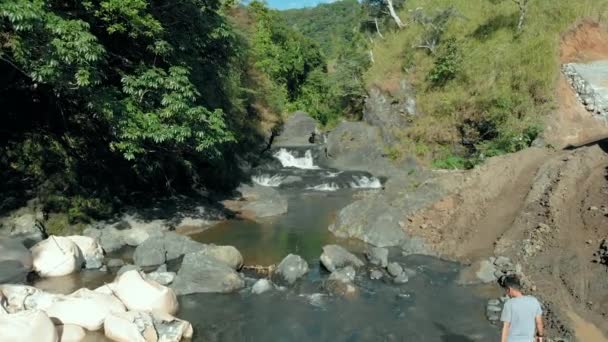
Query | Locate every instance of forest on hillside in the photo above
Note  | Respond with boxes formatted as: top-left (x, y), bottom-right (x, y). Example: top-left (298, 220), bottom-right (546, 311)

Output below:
top-left (2, 0), bottom-right (606, 224)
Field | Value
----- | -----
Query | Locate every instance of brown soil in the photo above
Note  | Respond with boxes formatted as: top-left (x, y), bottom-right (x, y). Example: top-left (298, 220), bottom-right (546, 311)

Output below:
top-left (404, 20), bottom-right (608, 341)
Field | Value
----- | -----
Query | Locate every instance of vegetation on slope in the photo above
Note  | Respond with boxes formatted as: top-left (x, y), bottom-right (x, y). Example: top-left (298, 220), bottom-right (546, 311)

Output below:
top-left (365, 0), bottom-right (608, 168)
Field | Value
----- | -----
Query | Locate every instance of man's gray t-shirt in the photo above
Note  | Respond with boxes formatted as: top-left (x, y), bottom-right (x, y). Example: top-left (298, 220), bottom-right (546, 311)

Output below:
top-left (501, 296), bottom-right (542, 342)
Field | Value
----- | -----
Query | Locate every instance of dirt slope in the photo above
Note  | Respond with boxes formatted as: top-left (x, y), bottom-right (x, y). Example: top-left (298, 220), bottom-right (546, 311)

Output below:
top-left (403, 20), bottom-right (608, 340)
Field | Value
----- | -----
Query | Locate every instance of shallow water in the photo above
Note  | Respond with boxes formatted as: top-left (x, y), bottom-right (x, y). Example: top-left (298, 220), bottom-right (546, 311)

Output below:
top-left (34, 190), bottom-right (499, 341)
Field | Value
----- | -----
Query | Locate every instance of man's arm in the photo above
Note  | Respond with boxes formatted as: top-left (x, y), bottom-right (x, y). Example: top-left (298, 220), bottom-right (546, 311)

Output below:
top-left (501, 321), bottom-right (510, 342)
top-left (535, 314), bottom-right (544, 341)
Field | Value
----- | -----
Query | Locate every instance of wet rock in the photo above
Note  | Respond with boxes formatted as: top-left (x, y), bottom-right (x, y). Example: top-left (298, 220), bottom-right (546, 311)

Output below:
top-left (387, 262), bottom-right (403, 277)
top-left (394, 272), bottom-right (409, 284)
top-left (30, 236), bottom-right (84, 277)
top-left (251, 279), bottom-right (273, 294)
top-left (0, 284), bottom-right (62, 313)
top-left (112, 270), bottom-right (178, 315)
top-left (325, 266), bottom-right (358, 297)
top-left (66, 235), bottom-right (104, 269)
top-left (320, 245), bottom-right (364, 272)
top-left (171, 252), bottom-right (245, 295)
top-left (369, 269), bottom-right (384, 280)
top-left (0, 309), bottom-right (58, 342)
top-left (199, 244), bottom-right (243, 270)
top-left (365, 247), bottom-right (388, 268)
top-left (0, 238), bottom-right (32, 283)
top-left (151, 311), bottom-right (194, 342)
top-left (273, 111), bottom-right (318, 147)
top-left (56, 324), bottom-right (86, 342)
top-left (106, 258), bottom-right (125, 268)
top-left (486, 299), bottom-right (503, 322)
top-left (273, 254), bottom-right (309, 285)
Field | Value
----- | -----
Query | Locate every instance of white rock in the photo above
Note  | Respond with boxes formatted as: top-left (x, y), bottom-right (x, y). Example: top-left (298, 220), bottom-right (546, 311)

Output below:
top-left (45, 288), bottom-right (126, 331)
top-left (66, 236), bottom-right (104, 269)
top-left (30, 236), bottom-right (84, 277)
top-left (104, 311), bottom-right (158, 342)
top-left (113, 270), bottom-right (178, 315)
top-left (0, 284), bottom-right (63, 313)
top-left (251, 279), bottom-right (273, 294)
top-left (56, 324), bottom-right (86, 342)
top-left (152, 311), bottom-right (194, 342)
top-left (0, 309), bottom-right (58, 342)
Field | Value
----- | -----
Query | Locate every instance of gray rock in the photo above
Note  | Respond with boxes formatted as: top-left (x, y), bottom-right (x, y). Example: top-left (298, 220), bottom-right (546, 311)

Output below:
top-left (365, 247), bottom-right (389, 268)
top-left (273, 254), bottom-right (309, 285)
top-left (133, 232), bottom-right (204, 267)
top-left (488, 299), bottom-right (501, 306)
top-left (134, 232), bottom-right (243, 270)
top-left (401, 237), bottom-right (434, 256)
top-left (387, 262), bottom-right (403, 277)
top-left (146, 271), bottom-right (176, 286)
top-left (363, 83), bottom-right (414, 145)
top-left (237, 184), bottom-right (288, 219)
top-left (171, 252), bottom-right (245, 295)
top-left (251, 279), bottom-right (273, 294)
top-left (394, 272), bottom-right (409, 284)
top-left (457, 259), bottom-right (497, 285)
top-left (370, 269), bottom-right (383, 280)
top-left (0, 239), bottom-right (32, 284)
top-left (319, 245), bottom-right (364, 272)
top-left (106, 258), bottom-right (125, 268)
top-left (329, 198), bottom-right (405, 248)
top-left (156, 264), bottom-right (167, 272)
top-left (0, 207), bottom-right (45, 248)
top-left (328, 266), bottom-right (356, 283)
top-left (117, 264), bottom-right (140, 277)
top-left (273, 112), bottom-right (318, 147)
top-left (83, 226), bottom-right (125, 254)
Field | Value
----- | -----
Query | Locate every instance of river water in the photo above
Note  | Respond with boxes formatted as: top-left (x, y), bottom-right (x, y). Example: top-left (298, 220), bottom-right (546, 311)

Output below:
top-left (33, 148), bottom-right (500, 341)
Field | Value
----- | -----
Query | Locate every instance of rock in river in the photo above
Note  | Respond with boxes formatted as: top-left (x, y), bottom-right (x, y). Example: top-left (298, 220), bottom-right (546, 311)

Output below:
top-left (0, 238), bottom-right (32, 283)
top-left (320, 245), bottom-right (364, 273)
top-left (66, 235), bottom-right (104, 269)
top-left (0, 309), bottom-right (58, 342)
top-left (30, 236), bottom-right (84, 277)
top-left (251, 279), bottom-right (274, 295)
top-left (171, 252), bottom-right (245, 295)
top-left (272, 254), bottom-right (309, 285)
top-left (365, 247), bottom-right (389, 268)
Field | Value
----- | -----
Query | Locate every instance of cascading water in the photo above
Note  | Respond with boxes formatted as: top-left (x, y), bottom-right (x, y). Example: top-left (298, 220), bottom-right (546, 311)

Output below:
top-left (254, 147), bottom-right (382, 191)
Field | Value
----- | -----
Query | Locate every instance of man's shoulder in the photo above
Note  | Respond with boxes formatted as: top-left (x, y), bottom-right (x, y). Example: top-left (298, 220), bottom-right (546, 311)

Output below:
top-left (508, 295), bottom-right (541, 307)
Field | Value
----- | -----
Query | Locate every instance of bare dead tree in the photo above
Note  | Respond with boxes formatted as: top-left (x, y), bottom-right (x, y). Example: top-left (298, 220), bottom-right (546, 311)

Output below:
top-left (386, 0), bottom-right (406, 28)
top-left (512, 0), bottom-right (529, 32)
top-left (374, 18), bottom-right (384, 38)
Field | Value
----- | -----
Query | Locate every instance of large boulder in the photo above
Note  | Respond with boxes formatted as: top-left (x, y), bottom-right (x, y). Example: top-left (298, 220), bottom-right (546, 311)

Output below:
top-left (45, 288), bottom-right (126, 331)
top-left (66, 236), bottom-right (104, 269)
top-left (319, 245), bottom-right (364, 273)
top-left (0, 239), bottom-right (33, 283)
top-left (83, 226), bottom-right (125, 254)
top-left (133, 233), bottom-right (243, 269)
top-left (171, 252), bottom-right (245, 295)
top-left (111, 270), bottom-right (178, 315)
top-left (227, 184), bottom-right (288, 219)
top-left (273, 111), bottom-right (318, 147)
top-left (272, 254), bottom-right (309, 285)
top-left (0, 284), bottom-right (63, 313)
top-left (133, 232), bottom-right (203, 267)
top-left (0, 309), bottom-right (58, 342)
top-left (30, 236), bottom-right (84, 277)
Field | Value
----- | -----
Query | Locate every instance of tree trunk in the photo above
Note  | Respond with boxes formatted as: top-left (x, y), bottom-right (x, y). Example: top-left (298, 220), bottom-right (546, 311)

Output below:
top-left (369, 50), bottom-right (375, 64)
top-left (513, 0), bottom-right (529, 32)
top-left (374, 18), bottom-right (384, 38)
top-left (386, 0), bottom-right (405, 28)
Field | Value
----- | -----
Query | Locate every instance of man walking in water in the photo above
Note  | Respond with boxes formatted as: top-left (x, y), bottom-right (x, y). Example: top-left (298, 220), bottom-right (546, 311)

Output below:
top-left (500, 275), bottom-right (544, 342)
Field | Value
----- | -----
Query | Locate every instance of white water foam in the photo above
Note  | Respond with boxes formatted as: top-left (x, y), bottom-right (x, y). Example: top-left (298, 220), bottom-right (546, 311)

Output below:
top-left (274, 149), bottom-right (319, 170)
top-left (307, 183), bottom-right (340, 191)
top-left (349, 176), bottom-right (382, 189)
top-left (253, 174), bottom-right (285, 187)
top-left (324, 171), bottom-right (342, 178)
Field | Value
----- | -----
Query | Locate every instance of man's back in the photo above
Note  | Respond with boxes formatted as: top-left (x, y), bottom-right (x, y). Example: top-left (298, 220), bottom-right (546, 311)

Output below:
top-left (501, 295), bottom-right (542, 342)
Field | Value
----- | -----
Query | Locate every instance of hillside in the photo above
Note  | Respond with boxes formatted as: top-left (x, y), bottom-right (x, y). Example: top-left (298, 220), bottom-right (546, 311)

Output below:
top-left (364, 0), bottom-right (608, 167)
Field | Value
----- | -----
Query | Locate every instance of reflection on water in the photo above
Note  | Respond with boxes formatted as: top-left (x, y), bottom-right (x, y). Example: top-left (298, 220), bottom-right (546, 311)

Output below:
top-left (192, 191), bottom-right (363, 265)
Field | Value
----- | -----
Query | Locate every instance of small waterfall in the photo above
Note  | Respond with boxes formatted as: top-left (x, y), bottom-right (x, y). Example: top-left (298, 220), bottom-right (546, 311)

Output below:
top-left (273, 148), bottom-right (319, 170)
top-left (253, 174), bottom-right (285, 187)
top-left (307, 183), bottom-right (340, 192)
top-left (349, 176), bottom-right (382, 189)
